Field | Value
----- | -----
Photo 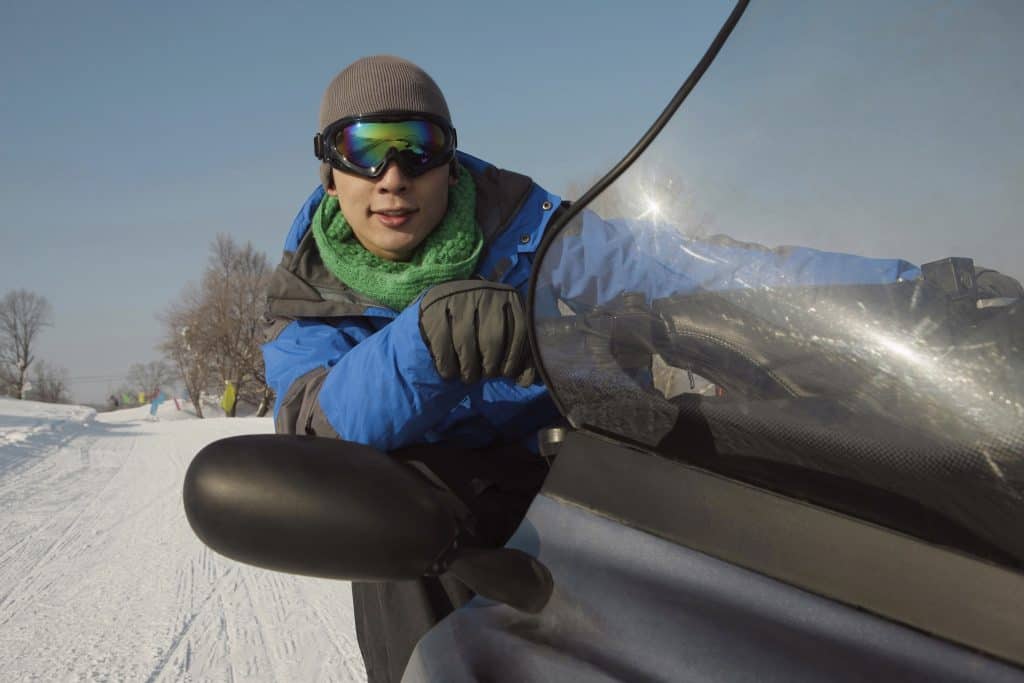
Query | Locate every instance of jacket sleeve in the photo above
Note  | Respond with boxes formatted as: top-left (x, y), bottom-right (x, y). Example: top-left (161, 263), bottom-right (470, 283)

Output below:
top-left (262, 302), bottom-right (474, 452)
top-left (543, 210), bottom-right (921, 307)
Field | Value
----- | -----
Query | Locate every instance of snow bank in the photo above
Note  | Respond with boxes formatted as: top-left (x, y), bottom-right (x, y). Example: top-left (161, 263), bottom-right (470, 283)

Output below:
top-left (0, 398), bottom-right (366, 681)
top-left (0, 397), bottom-right (96, 450)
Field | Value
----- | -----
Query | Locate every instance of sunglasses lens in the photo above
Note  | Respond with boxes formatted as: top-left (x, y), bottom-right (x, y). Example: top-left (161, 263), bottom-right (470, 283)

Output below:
top-left (334, 120), bottom-right (450, 172)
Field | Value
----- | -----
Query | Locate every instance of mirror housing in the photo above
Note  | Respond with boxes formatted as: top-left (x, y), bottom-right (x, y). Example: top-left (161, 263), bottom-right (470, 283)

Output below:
top-left (183, 434), bottom-right (460, 581)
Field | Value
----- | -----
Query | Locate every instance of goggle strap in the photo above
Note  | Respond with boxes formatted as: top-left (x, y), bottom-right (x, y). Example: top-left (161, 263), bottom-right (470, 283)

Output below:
top-left (313, 133), bottom-right (325, 161)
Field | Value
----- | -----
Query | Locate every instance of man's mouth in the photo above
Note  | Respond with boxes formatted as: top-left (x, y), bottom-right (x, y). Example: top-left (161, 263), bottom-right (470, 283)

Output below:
top-left (372, 208), bottom-right (417, 228)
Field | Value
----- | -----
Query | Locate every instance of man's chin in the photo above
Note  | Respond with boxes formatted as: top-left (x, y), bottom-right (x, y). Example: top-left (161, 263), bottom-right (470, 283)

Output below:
top-left (372, 235), bottom-right (427, 262)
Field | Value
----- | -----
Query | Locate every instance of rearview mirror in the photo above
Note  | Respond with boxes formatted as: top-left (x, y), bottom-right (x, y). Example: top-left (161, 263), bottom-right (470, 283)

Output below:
top-left (183, 434), bottom-right (554, 613)
top-left (183, 434), bottom-right (460, 581)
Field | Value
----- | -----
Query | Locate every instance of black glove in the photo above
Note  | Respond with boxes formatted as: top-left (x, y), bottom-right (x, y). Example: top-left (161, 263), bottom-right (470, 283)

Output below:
top-left (920, 258), bottom-right (1023, 323)
top-left (976, 268), bottom-right (1024, 300)
top-left (419, 280), bottom-right (536, 386)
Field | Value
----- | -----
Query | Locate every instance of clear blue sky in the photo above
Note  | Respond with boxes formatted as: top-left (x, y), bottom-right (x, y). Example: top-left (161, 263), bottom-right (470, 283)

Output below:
top-left (3, 1), bottom-right (1021, 403)
top-left (637, 0), bottom-right (1023, 266)
top-left (1, 0), bottom-right (732, 402)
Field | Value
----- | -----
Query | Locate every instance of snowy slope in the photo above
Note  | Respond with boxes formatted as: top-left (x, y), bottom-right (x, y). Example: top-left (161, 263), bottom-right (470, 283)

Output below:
top-left (0, 397), bottom-right (366, 682)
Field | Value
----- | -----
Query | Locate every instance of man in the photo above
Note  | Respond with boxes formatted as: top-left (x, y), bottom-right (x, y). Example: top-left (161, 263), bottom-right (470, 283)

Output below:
top-left (264, 56), bottom-right (559, 451)
top-left (262, 56), bottom-right (1021, 681)
top-left (262, 56), bottom-right (562, 682)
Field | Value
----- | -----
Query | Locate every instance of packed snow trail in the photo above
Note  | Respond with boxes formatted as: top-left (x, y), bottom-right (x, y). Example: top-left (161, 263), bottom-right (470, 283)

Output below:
top-left (0, 398), bottom-right (367, 682)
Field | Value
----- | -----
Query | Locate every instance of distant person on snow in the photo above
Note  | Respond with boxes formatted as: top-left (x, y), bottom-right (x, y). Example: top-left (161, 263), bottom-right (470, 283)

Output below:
top-left (149, 389), bottom-right (166, 419)
top-left (220, 381), bottom-right (236, 415)
top-left (260, 56), bottom-right (1023, 682)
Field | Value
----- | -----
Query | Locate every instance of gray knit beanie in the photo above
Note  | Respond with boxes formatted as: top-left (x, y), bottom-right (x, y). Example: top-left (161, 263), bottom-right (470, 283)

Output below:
top-left (318, 55), bottom-right (452, 189)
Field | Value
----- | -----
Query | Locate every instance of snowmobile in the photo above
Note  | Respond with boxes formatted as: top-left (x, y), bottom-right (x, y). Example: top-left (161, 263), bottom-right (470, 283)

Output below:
top-left (185, 1), bottom-right (1024, 679)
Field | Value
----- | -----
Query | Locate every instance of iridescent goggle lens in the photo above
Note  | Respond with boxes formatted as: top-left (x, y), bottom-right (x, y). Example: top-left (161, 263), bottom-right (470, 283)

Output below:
top-left (333, 120), bottom-right (451, 174)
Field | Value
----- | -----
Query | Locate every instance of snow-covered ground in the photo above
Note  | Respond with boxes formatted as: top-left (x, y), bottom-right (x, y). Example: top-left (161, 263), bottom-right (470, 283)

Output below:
top-left (0, 397), bottom-right (366, 682)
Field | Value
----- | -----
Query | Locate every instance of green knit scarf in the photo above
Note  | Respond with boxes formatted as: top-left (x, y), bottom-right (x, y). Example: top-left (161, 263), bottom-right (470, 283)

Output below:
top-left (312, 164), bottom-right (482, 311)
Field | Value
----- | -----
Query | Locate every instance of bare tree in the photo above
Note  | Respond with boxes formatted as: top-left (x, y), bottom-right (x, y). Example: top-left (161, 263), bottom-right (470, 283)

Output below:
top-left (0, 290), bottom-right (54, 400)
top-left (27, 360), bottom-right (71, 404)
top-left (0, 363), bottom-right (16, 397)
top-left (126, 360), bottom-right (178, 399)
top-left (201, 235), bottom-right (273, 416)
top-left (159, 234), bottom-right (274, 418)
top-left (158, 284), bottom-right (212, 418)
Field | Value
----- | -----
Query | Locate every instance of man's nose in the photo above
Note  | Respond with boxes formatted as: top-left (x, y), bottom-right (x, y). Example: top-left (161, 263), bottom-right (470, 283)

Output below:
top-left (375, 159), bottom-right (410, 193)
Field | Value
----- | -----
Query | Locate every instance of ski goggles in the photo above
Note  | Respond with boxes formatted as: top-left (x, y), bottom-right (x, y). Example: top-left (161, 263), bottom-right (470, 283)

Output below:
top-left (314, 112), bottom-right (457, 179)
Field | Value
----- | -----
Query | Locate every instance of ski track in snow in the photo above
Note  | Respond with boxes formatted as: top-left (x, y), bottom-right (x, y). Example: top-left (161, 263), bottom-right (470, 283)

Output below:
top-left (0, 398), bottom-right (367, 682)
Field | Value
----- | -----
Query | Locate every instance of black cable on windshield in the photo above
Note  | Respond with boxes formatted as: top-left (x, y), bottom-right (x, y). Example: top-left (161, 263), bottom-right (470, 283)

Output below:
top-left (527, 0), bottom-right (751, 417)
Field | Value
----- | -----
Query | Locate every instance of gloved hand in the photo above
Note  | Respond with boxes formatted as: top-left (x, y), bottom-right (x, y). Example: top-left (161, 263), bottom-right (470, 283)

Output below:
top-left (419, 280), bottom-right (536, 386)
top-left (975, 267), bottom-right (1024, 301)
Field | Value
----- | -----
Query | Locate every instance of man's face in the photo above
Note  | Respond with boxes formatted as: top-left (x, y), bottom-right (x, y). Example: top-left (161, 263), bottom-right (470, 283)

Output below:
top-left (327, 162), bottom-right (456, 261)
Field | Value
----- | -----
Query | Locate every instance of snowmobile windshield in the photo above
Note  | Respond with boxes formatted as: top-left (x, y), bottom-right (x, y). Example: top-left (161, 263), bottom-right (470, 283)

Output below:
top-left (530, 0), bottom-right (1024, 568)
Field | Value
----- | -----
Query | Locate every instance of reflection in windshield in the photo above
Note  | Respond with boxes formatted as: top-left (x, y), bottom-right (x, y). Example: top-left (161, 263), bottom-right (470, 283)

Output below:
top-left (533, 1), bottom-right (1024, 567)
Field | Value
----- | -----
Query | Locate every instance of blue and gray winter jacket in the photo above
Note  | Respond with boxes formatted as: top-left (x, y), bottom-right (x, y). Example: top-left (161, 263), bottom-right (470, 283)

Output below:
top-left (261, 152), bottom-right (919, 453)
